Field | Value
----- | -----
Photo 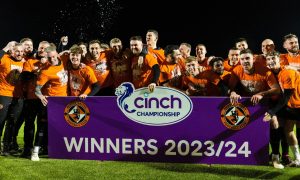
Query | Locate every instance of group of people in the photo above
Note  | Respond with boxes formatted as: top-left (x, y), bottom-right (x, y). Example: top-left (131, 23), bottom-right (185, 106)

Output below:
top-left (0, 30), bottom-right (300, 168)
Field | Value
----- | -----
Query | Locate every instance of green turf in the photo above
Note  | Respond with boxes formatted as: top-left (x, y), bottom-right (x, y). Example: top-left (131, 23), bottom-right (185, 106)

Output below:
top-left (0, 126), bottom-right (299, 179)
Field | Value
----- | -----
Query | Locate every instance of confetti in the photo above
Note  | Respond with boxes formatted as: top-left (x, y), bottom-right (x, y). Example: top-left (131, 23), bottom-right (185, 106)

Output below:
top-left (41, 0), bottom-right (122, 43)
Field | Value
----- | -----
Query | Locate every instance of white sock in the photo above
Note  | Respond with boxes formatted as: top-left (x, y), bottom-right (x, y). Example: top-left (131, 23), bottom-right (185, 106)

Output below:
top-left (290, 145), bottom-right (300, 161)
top-left (33, 146), bottom-right (40, 154)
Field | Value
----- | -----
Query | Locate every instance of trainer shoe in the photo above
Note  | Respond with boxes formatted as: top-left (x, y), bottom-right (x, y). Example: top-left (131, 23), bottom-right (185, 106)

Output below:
top-left (287, 159), bottom-right (300, 167)
top-left (31, 152), bottom-right (40, 161)
top-left (272, 154), bottom-right (284, 169)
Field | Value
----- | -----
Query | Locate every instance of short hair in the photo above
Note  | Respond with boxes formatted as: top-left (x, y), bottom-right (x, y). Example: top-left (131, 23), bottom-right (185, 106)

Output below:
top-left (164, 45), bottom-right (179, 56)
top-left (49, 43), bottom-right (57, 49)
top-left (180, 43), bottom-right (191, 49)
top-left (89, 40), bottom-right (101, 46)
top-left (283, 33), bottom-right (298, 42)
top-left (110, 38), bottom-right (122, 46)
top-left (20, 38), bottom-right (33, 43)
top-left (14, 43), bottom-right (23, 48)
top-left (78, 42), bottom-right (87, 47)
top-left (100, 43), bottom-right (109, 50)
top-left (39, 41), bottom-right (50, 46)
top-left (69, 44), bottom-right (83, 54)
top-left (229, 47), bottom-right (239, 51)
top-left (130, 36), bottom-right (143, 41)
top-left (240, 49), bottom-right (253, 55)
top-left (196, 44), bottom-right (206, 49)
top-left (235, 37), bottom-right (247, 44)
top-left (147, 29), bottom-right (159, 39)
top-left (266, 51), bottom-right (280, 57)
top-left (185, 56), bottom-right (197, 63)
top-left (209, 57), bottom-right (224, 66)
top-left (45, 45), bottom-right (57, 53)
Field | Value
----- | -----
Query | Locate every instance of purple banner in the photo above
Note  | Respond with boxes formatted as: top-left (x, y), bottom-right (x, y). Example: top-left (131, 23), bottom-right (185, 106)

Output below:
top-left (48, 87), bottom-right (269, 165)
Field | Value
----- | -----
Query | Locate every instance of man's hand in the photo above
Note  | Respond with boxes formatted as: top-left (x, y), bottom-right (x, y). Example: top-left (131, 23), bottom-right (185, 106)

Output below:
top-left (251, 94), bottom-right (263, 105)
top-left (230, 91), bottom-right (241, 104)
top-left (148, 83), bottom-right (156, 93)
top-left (37, 94), bottom-right (48, 106)
top-left (79, 94), bottom-right (87, 100)
top-left (3, 41), bottom-right (17, 53)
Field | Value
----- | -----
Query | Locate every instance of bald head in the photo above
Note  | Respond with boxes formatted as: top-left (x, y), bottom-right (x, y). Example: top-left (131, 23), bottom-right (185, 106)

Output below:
top-left (261, 39), bottom-right (275, 55)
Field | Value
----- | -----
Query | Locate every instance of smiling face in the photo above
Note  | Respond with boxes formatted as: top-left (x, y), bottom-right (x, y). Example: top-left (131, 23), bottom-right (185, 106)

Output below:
top-left (236, 41), bottom-right (248, 50)
top-left (47, 50), bottom-right (59, 66)
top-left (70, 53), bottom-right (82, 67)
top-left (228, 49), bottom-right (240, 66)
top-left (130, 40), bottom-right (143, 55)
top-left (89, 43), bottom-right (101, 59)
top-left (22, 40), bottom-right (33, 54)
top-left (266, 54), bottom-right (280, 70)
top-left (11, 45), bottom-right (24, 61)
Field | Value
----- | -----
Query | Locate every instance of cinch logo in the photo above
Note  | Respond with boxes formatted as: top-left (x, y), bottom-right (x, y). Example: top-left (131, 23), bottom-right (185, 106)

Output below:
top-left (64, 100), bottom-right (90, 128)
top-left (115, 82), bottom-right (193, 126)
top-left (220, 103), bottom-right (250, 130)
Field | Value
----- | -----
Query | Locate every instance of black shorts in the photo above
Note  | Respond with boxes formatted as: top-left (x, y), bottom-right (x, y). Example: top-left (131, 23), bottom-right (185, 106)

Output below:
top-left (278, 106), bottom-right (300, 121)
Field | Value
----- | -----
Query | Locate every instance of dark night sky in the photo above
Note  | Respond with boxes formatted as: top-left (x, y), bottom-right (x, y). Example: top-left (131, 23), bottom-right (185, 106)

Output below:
top-left (1, 0), bottom-right (300, 57)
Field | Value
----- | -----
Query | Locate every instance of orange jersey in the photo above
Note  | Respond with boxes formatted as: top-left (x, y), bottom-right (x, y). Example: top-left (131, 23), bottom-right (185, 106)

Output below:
top-left (131, 54), bottom-right (158, 88)
top-left (229, 64), bottom-right (278, 96)
top-left (280, 53), bottom-right (299, 69)
top-left (181, 74), bottom-right (208, 96)
top-left (224, 58), bottom-right (239, 72)
top-left (159, 62), bottom-right (181, 85)
top-left (198, 70), bottom-right (223, 96)
top-left (68, 66), bottom-right (98, 96)
top-left (0, 54), bottom-right (25, 97)
top-left (177, 57), bottom-right (186, 73)
top-left (36, 62), bottom-right (68, 96)
top-left (276, 68), bottom-right (300, 108)
top-left (103, 49), bottom-right (132, 88)
top-left (197, 57), bottom-right (211, 71)
top-left (148, 47), bottom-right (165, 64)
top-left (220, 70), bottom-right (231, 87)
top-left (87, 53), bottom-right (113, 89)
top-left (23, 59), bottom-right (50, 99)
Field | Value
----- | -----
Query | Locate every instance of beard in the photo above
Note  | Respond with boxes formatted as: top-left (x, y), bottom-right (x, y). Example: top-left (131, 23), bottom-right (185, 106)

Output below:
top-left (288, 46), bottom-right (299, 54)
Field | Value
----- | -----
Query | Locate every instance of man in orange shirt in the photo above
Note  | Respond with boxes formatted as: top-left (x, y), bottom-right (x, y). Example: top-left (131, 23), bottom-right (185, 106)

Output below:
top-left (0, 43), bottom-right (25, 155)
top-left (20, 38), bottom-right (35, 60)
top-left (18, 41), bottom-right (51, 157)
top-left (195, 57), bottom-right (229, 96)
top-left (255, 39), bottom-right (275, 67)
top-left (281, 34), bottom-right (300, 70)
top-left (32, 45), bottom-right (68, 161)
top-left (67, 45), bottom-right (100, 98)
top-left (146, 29), bottom-right (165, 64)
top-left (179, 43), bottom-right (191, 59)
top-left (280, 33), bottom-right (300, 148)
top-left (103, 38), bottom-right (132, 89)
top-left (181, 56), bottom-right (210, 96)
top-left (229, 49), bottom-right (280, 104)
top-left (224, 47), bottom-right (240, 72)
top-left (159, 45), bottom-right (182, 87)
top-left (86, 40), bottom-right (114, 96)
top-left (265, 51), bottom-right (300, 167)
top-left (195, 44), bottom-right (212, 72)
top-left (130, 36), bottom-right (159, 92)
